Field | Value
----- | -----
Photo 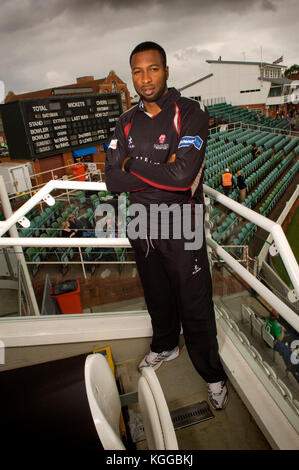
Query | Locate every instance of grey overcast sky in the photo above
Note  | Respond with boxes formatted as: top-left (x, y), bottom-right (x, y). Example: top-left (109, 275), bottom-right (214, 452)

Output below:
top-left (1, 0), bottom-right (298, 98)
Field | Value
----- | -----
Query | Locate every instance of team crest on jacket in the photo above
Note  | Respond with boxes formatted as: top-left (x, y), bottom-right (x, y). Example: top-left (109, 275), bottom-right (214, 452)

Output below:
top-left (154, 134), bottom-right (169, 150)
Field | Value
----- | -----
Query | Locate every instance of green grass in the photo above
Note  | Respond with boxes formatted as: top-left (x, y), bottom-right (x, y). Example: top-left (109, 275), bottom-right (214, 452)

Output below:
top-left (271, 205), bottom-right (299, 287)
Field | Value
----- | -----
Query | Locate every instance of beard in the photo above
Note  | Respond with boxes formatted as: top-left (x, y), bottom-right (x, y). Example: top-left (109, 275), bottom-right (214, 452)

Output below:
top-left (136, 75), bottom-right (168, 103)
top-left (140, 86), bottom-right (167, 103)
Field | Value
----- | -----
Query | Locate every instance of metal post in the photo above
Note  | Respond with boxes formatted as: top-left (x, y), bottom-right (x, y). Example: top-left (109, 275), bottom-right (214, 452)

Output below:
top-left (204, 195), bottom-right (213, 274)
top-left (78, 247), bottom-right (87, 280)
top-left (18, 261), bottom-right (22, 316)
top-left (0, 175), bottom-right (40, 316)
top-left (66, 187), bottom-right (71, 205)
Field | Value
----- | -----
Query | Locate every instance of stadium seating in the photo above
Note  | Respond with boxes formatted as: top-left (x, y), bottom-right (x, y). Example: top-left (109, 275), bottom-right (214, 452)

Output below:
top-left (25, 247), bottom-right (42, 277)
top-left (207, 102), bottom-right (291, 131)
top-left (208, 126), bottom-right (298, 248)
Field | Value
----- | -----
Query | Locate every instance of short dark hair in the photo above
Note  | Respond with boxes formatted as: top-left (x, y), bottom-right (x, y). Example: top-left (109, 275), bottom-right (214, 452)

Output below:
top-left (130, 41), bottom-right (167, 68)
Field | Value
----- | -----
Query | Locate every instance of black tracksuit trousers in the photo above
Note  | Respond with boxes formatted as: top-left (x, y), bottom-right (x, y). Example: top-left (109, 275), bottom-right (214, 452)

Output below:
top-left (130, 229), bottom-right (227, 384)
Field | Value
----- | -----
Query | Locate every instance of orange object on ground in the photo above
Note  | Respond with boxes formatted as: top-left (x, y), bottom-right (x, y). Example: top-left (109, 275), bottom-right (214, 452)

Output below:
top-left (72, 164), bottom-right (85, 181)
top-left (51, 280), bottom-right (83, 314)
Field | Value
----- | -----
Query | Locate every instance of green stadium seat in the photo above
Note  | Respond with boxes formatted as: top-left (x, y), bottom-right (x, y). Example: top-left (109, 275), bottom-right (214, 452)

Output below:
top-left (90, 194), bottom-right (99, 209)
top-left (76, 191), bottom-right (86, 205)
top-left (26, 247), bottom-right (42, 276)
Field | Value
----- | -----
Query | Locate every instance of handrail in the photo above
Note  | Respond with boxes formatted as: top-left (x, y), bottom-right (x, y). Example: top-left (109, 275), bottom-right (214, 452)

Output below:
top-left (208, 121), bottom-right (299, 138)
top-left (0, 178), bottom-right (298, 331)
top-left (0, 179), bottom-right (108, 232)
top-left (8, 161), bottom-right (104, 202)
top-left (258, 185), bottom-right (299, 270)
top-left (204, 184), bottom-right (299, 302)
top-left (207, 236), bottom-right (298, 333)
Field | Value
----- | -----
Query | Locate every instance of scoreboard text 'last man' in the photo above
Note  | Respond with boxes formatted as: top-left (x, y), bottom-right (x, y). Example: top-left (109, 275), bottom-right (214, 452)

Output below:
top-left (0, 93), bottom-right (122, 160)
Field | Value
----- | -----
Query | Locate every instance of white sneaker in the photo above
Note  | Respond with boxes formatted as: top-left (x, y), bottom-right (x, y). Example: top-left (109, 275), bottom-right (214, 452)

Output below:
top-left (138, 346), bottom-right (180, 372)
top-left (208, 380), bottom-right (228, 410)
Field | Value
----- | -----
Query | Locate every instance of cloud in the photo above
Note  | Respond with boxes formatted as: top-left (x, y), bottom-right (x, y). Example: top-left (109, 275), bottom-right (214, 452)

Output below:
top-left (261, 0), bottom-right (277, 11)
top-left (0, 0), bottom-right (278, 35)
top-left (0, 0), bottom-right (297, 97)
top-left (174, 48), bottom-right (213, 62)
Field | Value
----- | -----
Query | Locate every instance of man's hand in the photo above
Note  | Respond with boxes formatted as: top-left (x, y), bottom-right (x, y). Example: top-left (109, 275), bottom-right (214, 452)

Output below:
top-left (121, 156), bottom-right (131, 172)
top-left (168, 153), bottom-right (176, 163)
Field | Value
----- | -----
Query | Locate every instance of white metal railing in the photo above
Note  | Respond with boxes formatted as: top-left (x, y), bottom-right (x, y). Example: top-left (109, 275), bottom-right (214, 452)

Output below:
top-left (216, 305), bottom-right (299, 431)
top-left (258, 186), bottom-right (299, 271)
top-left (208, 121), bottom-right (299, 138)
top-left (32, 160), bottom-right (104, 184)
top-left (204, 185), bottom-right (299, 302)
top-left (0, 178), bottom-right (298, 332)
top-left (7, 160), bottom-right (105, 203)
top-left (0, 179), bottom-right (129, 247)
top-left (215, 304), bottom-right (299, 445)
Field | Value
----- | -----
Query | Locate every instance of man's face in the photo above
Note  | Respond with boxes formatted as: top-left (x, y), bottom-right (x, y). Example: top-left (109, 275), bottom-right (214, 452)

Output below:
top-left (131, 49), bottom-right (169, 103)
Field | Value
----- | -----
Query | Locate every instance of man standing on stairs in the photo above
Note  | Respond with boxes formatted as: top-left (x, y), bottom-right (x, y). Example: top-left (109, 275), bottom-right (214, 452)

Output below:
top-left (236, 170), bottom-right (247, 203)
top-left (221, 168), bottom-right (234, 197)
top-left (105, 41), bottom-right (228, 410)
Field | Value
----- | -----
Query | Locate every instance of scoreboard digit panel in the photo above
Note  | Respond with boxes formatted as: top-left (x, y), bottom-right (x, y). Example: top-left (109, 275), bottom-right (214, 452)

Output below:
top-left (21, 93), bottom-right (121, 159)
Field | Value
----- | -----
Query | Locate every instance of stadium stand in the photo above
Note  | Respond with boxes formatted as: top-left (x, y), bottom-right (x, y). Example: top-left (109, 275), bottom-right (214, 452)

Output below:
top-left (204, 127), bottom-right (299, 251)
top-left (18, 189), bottom-right (129, 276)
top-left (17, 126), bottom-right (298, 276)
top-left (207, 102), bottom-right (291, 130)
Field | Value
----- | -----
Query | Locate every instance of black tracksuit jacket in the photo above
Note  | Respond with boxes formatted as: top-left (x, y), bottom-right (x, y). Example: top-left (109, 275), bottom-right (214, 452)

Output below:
top-left (105, 87), bottom-right (208, 208)
top-left (105, 88), bottom-right (226, 383)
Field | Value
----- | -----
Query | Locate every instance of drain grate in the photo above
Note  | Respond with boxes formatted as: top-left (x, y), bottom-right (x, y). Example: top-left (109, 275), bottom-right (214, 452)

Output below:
top-left (170, 401), bottom-right (214, 430)
top-left (128, 401), bottom-right (214, 443)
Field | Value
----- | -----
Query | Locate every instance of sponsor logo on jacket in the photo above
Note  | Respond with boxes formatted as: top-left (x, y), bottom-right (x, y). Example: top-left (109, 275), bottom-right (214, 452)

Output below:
top-left (178, 135), bottom-right (203, 151)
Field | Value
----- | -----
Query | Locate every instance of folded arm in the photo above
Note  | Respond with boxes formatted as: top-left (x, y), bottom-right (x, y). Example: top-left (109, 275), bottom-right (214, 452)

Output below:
top-left (105, 121), bottom-right (149, 193)
top-left (126, 106), bottom-right (209, 191)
